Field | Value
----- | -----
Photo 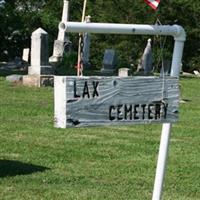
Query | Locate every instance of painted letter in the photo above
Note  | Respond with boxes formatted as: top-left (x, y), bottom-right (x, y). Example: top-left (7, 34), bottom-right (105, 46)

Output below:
top-left (109, 106), bottom-right (115, 121)
top-left (74, 81), bottom-right (80, 98)
top-left (148, 104), bottom-right (154, 119)
top-left (117, 105), bottom-right (123, 120)
top-left (124, 104), bottom-right (132, 120)
top-left (92, 81), bottom-right (99, 98)
top-left (134, 104), bottom-right (139, 120)
top-left (82, 81), bottom-right (90, 98)
top-left (155, 104), bottom-right (161, 119)
top-left (141, 104), bottom-right (146, 119)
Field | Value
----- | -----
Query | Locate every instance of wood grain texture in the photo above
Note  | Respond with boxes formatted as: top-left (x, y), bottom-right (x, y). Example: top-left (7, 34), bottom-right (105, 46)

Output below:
top-left (54, 76), bottom-right (179, 128)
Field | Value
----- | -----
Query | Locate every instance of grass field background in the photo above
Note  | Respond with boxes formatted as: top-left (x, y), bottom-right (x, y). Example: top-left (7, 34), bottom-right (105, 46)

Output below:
top-left (0, 76), bottom-right (199, 199)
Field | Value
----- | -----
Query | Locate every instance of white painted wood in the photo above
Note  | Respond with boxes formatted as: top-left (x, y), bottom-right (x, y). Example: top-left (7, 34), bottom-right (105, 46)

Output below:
top-left (55, 21), bottom-right (186, 200)
top-left (152, 40), bottom-right (184, 199)
top-left (58, 0), bottom-right (69, 41)
top-left (54, 76), bottom-right (179, 128)
top-left (54, 76), bottom-right (67, 128)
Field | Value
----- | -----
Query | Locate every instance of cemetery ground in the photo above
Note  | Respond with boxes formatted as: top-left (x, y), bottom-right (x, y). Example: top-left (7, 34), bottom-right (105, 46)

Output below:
top-left (0, 76), bottom-right (199, 200)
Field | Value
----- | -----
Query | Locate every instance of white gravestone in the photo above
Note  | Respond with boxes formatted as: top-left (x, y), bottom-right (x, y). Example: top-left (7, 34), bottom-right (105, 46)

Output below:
top-left (101, 49), bottom-right (117, 75)
top-left (28, 28), bottom-right (53, 75)
top-left (118, 68), bottom-right (129, 77)
top-left (22, 48), bottom-right (30, 63)
top-left (82, 16), bottom-right (91, 68)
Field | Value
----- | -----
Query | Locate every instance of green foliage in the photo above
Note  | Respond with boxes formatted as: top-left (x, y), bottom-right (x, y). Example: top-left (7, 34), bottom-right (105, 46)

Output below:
top-left (56, 51), bottom-right (77, 75)
top-left (0, 0), bottom-right (200, 71)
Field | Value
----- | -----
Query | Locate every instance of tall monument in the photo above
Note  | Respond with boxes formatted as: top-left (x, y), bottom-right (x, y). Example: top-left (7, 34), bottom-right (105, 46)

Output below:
top-left (23, 28), bottom-right (54, 87)
top-left (28, 28), bottom-right (52, 75)
top-left (82, 15), bottom-right (91, 68)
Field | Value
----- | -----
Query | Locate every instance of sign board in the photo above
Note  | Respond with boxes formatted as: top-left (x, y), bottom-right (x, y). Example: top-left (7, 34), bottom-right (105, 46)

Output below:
top-left (54, 20), bottom-right (185, 199)
top-left (54, 76), bottom-right (179, 128)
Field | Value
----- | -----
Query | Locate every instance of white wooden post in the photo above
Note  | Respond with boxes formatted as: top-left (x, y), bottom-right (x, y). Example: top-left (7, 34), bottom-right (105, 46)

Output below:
top-left (152, 36), bottom-right (185, 200)
top-left (58, 0), bottom-right (69, 42)
top-left (56, 21), bottom-right (186, 200)
top-left (54, 76), bottom-right (67, 128)
top-left (28, 28), bottom-right (52, 75)
top-left (50, 0), bottom-right (69, 63)
top-left (152, 123), bottom-right (172, 200)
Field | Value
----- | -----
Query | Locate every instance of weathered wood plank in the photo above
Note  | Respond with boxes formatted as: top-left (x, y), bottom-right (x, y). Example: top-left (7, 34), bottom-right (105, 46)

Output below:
top-left (54, 76), bottom-right (179, 128)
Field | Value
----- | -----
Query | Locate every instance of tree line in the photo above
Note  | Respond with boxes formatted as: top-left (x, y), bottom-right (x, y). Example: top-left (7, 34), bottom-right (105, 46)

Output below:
top-left (0, 0), bottom-right (200, 72)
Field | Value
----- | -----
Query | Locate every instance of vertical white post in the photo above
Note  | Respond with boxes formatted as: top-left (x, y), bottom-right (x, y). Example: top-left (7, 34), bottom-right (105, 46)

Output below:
top-left (62, 0), bottom-right (69, 22)
top-left (50, 0), bottom-right (70, 63)
top-left (54, 76), bottom-right (67, 128)
top-left (152, 123), bottom-right (171, 200)
top-left (152, 38), bottom-right (185, 200)
top-left (171, 40), bottom-right (185, 77)
top-left (58, 0), bottom-right (69, 41)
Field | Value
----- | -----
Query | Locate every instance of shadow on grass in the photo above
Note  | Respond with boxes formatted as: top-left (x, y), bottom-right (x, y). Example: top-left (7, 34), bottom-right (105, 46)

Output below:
top-left (0, 160), bottom-right (49, 178)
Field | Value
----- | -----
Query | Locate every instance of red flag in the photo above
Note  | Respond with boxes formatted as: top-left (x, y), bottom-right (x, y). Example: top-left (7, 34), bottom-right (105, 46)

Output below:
top-left (144, 0), bottom-right (160, 10)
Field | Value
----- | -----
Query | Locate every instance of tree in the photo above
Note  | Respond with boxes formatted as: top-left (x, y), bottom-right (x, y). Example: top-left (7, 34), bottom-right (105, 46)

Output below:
top-left (0, 0), bottom-right (200, 72)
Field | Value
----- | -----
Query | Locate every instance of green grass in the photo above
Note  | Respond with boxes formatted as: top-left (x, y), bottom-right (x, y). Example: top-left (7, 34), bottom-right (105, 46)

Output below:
top-left (0, 76), bottom-right (199, 200)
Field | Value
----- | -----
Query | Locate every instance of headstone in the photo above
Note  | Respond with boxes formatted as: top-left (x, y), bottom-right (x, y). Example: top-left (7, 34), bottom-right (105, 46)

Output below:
top-left (28, 28), bottom-right (53, 75)
top-left (193, 70), bottom-right (200, 76)
top-left (141, 38), bottom-right (153, 75)
top-left (118, 68), bottom-right (129, 77)
top-left (101, 49), bottom-right (117, 75)
top-left (22, 48), bottom-right (30, 63)
top-left (82, 16), bottom-right (91, 69)
top-left (160, 59), bottom-right (171, 76)
top-left (14, 56), bottom-right (22, 67)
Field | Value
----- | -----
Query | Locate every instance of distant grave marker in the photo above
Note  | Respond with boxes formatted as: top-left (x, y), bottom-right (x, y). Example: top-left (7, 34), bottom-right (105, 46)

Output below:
top-left (54, 76), bottom-right (179, 128)
top-left (101, 49), bottom-right (117, 75)
top-left (118, 68), bottom-right (129, 77)
top-left (193, 70), bottom-right (200, 76)
top-left (22, 48), bottom-right (30, 63)
top-left (160, 59), bottom-right (171, 76)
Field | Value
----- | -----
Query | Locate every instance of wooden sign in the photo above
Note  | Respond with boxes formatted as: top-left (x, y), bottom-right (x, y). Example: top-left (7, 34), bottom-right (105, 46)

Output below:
top-left (54, 76), bottom-right (179, 128)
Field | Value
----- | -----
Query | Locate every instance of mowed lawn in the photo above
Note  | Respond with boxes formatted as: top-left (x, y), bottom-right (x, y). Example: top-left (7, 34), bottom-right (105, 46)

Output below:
top-left (0, 76), bottom-right (199, 200)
